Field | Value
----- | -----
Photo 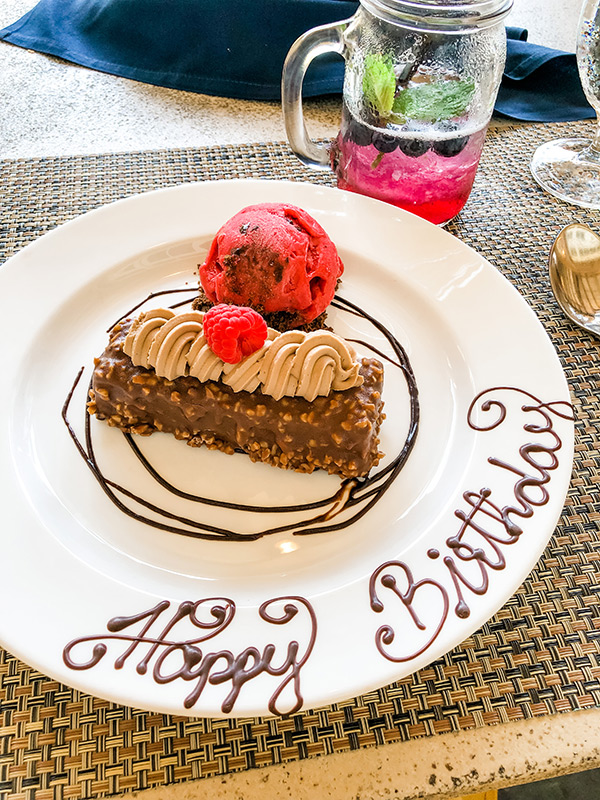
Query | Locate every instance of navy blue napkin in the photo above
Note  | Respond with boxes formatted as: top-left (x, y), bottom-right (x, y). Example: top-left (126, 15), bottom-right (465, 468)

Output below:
top-left (498, 26), bottom-right (595, 121)
top-left (0, 0), bottom-right (357, 100)
top-left (0, 1), bottom-right (595, 121)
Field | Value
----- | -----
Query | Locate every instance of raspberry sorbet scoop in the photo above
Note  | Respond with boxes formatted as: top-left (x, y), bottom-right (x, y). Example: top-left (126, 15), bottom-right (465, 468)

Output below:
top-left (199, 203), bottom-right (344, 324)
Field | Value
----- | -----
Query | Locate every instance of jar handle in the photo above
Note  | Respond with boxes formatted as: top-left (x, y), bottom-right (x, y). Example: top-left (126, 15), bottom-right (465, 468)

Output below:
top-left (281, 20), bottom-right (349, 169)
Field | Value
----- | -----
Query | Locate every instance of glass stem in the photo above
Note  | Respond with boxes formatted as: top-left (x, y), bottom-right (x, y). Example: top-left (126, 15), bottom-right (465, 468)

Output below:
top-left (580, 114), bottom-right (600, 164)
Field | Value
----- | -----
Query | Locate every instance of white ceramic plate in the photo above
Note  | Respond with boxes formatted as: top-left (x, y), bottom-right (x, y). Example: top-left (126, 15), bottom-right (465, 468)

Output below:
top-left (1, 179), bottom-right (574, 718)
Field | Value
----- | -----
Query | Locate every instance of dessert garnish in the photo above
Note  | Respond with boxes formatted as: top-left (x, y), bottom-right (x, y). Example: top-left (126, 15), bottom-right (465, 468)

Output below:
top-left (203, 303), bottom-right (268, 364)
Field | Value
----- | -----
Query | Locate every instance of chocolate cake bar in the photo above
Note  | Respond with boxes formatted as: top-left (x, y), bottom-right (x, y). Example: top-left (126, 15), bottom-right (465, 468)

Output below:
top-left (88, 319), bottom-right (385, 479)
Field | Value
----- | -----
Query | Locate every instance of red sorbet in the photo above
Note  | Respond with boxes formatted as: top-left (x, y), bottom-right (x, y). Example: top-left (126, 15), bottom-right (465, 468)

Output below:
top-left (199, 203), bottom-right (344, 323)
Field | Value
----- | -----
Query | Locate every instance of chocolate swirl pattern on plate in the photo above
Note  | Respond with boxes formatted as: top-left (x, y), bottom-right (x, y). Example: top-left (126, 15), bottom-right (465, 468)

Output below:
top-left (62, 291), bottom-right (420, 541)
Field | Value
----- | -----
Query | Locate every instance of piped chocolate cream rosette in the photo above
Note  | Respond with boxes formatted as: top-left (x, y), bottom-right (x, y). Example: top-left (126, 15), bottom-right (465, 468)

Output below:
top-left (88, 304), bottom-right (385, 479)
top-left (123, 308), bottom-right (363, 402)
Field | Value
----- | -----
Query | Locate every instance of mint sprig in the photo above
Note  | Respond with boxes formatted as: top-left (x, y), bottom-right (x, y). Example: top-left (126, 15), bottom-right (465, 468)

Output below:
top-left (362, 54), bottom-right (396, 117)
top-left (392, 78), bottom-right (476, 123)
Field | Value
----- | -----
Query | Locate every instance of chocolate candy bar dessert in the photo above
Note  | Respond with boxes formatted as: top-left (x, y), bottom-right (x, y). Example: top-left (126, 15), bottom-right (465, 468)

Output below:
top-left (89, 309), bottom-right (384, 479)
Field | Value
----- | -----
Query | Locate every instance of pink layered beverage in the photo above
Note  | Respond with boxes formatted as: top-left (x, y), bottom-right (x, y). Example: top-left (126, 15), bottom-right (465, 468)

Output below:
top-left (331, 107), bottom-right (487, 226)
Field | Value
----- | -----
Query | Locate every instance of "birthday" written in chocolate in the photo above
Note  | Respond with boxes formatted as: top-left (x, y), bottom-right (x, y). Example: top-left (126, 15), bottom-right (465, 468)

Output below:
top-left (369, 387), bottom-right (574, 663)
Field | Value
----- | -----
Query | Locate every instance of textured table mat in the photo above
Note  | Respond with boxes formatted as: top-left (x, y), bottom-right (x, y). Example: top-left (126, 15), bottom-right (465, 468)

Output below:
top-left (1, 121), bottom-right (600, 799)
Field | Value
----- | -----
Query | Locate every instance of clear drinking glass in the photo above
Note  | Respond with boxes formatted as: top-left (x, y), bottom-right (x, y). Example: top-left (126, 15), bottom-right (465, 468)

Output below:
top-left (530, 0), bottom-right (600, 207)
top-left (282, 0), bottom-right (513, 226)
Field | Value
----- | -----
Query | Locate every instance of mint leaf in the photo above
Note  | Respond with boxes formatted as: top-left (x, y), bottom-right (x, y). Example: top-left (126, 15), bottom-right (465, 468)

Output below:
top-left (392, 78), bottom-right (475, 122)
top-left (362, 54), bottom-right (396, 116)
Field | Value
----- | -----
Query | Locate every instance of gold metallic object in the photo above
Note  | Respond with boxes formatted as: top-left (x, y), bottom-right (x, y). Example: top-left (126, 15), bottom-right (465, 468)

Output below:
top-left (549, 223), bottom-right (600, 338)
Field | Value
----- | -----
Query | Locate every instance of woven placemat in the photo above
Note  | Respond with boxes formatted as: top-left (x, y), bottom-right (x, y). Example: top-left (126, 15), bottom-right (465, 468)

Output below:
top-left (1, 121), bottom-right (600, 799)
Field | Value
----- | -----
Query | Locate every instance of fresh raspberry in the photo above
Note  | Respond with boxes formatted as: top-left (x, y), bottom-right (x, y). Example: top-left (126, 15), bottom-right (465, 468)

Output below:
top-left (203, 304), bottom-right (268, 364)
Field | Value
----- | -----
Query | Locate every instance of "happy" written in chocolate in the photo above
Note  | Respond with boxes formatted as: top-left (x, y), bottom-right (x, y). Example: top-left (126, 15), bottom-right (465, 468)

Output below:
top-left (63, 595), bottom-right (317, 714)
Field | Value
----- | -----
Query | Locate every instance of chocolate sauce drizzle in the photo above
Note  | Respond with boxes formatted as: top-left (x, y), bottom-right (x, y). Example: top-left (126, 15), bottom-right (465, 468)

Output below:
top-left (62, 291), bottom-right (420, 541)
top-left (63, 594), bottom-right (317, 715)
top-left (369, 387), bottom-right (574, 664)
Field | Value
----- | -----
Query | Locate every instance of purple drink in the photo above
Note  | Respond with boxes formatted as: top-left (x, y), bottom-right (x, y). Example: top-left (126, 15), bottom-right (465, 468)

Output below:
top-left (331, 105), bottom-right (487, 225)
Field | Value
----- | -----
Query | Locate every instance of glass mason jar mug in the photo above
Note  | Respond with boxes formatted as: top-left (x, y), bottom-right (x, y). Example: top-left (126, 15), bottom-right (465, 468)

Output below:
top-left (282, 0), bottom-right (513, 225)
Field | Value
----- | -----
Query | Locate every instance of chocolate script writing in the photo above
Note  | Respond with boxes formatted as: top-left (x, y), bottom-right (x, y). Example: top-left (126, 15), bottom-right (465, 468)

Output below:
top-left (63, 595), bottom-right (317, 715)
top-left (369, 387), bottom-right (574, 663)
